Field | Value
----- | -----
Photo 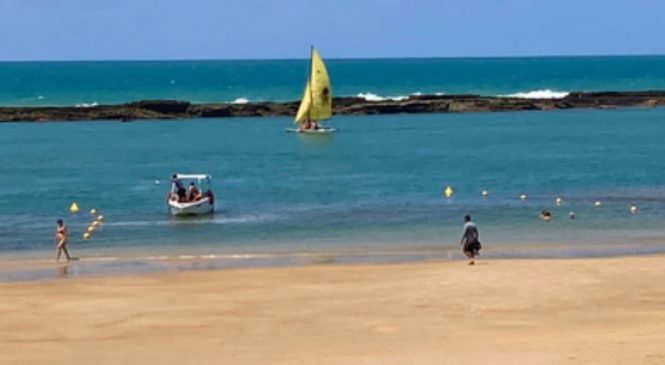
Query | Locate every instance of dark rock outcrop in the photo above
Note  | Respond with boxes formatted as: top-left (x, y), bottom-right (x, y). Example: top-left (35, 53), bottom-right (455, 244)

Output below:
top-left (1, 91), bottom-right (665, 123)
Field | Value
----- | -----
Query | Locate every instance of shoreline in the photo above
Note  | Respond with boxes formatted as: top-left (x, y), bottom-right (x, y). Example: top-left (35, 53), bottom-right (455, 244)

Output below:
top-left (1, 90), bottom-right (665, 122)
top-left (2, 255), bottom-right (664, 364)
top-left (3, 240), bottom-right (665, 282)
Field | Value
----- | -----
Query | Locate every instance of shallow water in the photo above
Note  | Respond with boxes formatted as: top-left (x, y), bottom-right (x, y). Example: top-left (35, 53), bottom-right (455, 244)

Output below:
top-left (2, 107), bottom-right (665, 280)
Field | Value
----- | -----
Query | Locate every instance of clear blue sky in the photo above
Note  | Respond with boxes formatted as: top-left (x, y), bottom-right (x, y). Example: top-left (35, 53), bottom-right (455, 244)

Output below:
top-left (0, 0), bottom-right (662, 61)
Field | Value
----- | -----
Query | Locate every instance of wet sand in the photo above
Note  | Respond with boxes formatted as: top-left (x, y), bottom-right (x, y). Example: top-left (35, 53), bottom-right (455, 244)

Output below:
top-left (1, 255), bottom-right (665, 364)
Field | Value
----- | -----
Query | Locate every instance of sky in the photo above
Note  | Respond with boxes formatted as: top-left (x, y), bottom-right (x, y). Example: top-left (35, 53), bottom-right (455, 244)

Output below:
top-left (0, 0), bottom-right (663, 61)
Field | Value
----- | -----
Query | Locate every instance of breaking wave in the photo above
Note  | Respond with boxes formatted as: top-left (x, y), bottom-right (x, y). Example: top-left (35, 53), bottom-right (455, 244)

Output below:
top-left (75, 102), bottom-right (99, 108)
top-left (231, 98), bottom-right (249, 104)
top-left (356, 92), bottom-right (409, 102)
top-left (501, 89), bottom-right (569, 99)
top-left (355, 91), bottom-right (448, 101)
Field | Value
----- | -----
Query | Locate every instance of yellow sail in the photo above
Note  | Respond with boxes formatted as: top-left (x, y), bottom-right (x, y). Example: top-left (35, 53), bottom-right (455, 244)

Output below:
top-left (295, 83), bottom-right (312, 123)
top-left (294, 47), bottom-right (332, 124)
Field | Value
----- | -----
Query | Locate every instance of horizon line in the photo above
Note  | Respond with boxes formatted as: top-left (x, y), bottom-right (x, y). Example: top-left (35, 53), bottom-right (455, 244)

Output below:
top-left (1, 52), bottom-right (664, 63)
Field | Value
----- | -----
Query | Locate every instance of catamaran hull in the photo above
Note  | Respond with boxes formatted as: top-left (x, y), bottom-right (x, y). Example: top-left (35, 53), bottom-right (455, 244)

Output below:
top-left (286, 128), bottom-right (337, 134)
top-left (168, 197), bottom-right (214, 216)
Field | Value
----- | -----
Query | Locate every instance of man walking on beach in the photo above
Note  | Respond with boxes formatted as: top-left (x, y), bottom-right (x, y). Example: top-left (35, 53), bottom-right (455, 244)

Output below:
top-left (55, 219), bottom-right (71, 263)
top-left (460, 215), bottom-right (481, 265)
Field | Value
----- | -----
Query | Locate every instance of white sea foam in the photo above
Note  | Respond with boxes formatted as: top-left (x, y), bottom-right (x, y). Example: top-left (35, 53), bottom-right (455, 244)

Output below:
top-left (75, 102), bottom-right (99, 108)
top-left (355, 91), bottom-right (448, 101)
top-left (37, 95), bottom-right (45, 100)
top-left (501, 89), bottom-right (569, 99)
top-left (356, 92), bottom-right (409, 102)
top-left (147, 253), bottom-right (269, 261)
top-left (227, 254), bottom-right (268, 259)
top-left (84, 257), bottom-right (119, 262)
top-left (231, 97), bottom-right (249, 104)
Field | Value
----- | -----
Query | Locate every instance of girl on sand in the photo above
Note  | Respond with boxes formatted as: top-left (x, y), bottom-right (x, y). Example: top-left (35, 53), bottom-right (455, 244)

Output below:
top-left (55, 219), bottom-right (71, 263)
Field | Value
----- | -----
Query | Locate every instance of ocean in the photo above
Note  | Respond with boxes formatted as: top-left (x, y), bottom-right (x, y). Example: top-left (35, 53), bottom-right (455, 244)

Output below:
top-left (2, 56), bottom-right (665, 280)
top-left (2, 56), bottom-right (665, 106)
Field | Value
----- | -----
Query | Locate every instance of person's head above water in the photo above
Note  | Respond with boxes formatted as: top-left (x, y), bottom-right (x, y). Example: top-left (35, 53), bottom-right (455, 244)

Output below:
top-left (171, 173), bottom-right (178, 180)
top-left (56, 219), bottom-right (63, 225)
top-left (464, 214), bottom-right (471, 223)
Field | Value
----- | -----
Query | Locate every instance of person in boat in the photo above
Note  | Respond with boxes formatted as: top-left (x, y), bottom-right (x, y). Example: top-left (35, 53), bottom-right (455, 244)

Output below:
top-left (171, 174), bottom-right (186, 202)
top-left (188, 182), bottom-right (201, 202)
top-left (301, 120), bottom-right (320, 131)
top-left (55, 219), bottom-right (71, 263)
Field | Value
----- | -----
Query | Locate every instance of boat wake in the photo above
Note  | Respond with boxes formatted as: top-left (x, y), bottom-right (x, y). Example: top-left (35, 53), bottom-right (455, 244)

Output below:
top-left (104, 214), bottom-right (276, 227)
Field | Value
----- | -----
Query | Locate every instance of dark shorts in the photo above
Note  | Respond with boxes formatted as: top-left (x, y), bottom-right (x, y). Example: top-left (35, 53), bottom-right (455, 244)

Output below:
top-left (463, 240), bottom-right (481, 254)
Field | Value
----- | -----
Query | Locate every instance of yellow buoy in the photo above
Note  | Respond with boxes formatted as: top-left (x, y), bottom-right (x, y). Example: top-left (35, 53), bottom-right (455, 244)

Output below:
top-left (92, 221), bottom-right (100, 227)
top-left (97, 215), bottom-right (104, 221)
top-left (481, 190), bottom-right (488, 198)
top-left (520, 194), bottom-right (527, 201)
top-left (69, 202), bottom-right (79, 214)
top-left (555, 197), bottom-right (562, 206)
top-left (87, 226), bottom-right (95, 233)
top-left (630, 205), bottom-right (638, 214)
top-left (90, 208), bottom-right (97, 215)
top-left (443, 186), bottom-right (454, 198)
top-left (594, 200), bottom-right (602, 207)
top-left (83, 232), bottom-right (90, 240)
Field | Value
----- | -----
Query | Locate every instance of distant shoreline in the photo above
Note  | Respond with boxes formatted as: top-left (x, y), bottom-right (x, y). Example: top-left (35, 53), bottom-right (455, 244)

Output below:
top-left (1, 90), bottom-right (665, 122)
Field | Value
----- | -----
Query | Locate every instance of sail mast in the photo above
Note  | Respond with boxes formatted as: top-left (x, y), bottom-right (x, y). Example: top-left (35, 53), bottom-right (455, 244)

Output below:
top-left (307, 45), bottom-right (314, 122)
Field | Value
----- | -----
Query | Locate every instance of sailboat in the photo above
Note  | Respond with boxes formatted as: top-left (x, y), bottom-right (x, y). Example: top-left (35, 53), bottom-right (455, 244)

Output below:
top-left (286, 47), bottom-right (337, 134)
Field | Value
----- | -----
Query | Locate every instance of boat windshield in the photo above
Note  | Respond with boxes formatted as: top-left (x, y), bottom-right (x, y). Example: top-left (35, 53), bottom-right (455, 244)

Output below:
top-left (172, 175), bottom-right (212, 192)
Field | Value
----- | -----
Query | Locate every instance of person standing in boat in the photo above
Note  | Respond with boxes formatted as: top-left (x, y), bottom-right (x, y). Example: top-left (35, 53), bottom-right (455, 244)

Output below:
top-left (55, 219), bottom-right (71, 263)
top-left (171, 174), bottom-right (186, 202)
top-left (460, 215), bottom-right (481, 265)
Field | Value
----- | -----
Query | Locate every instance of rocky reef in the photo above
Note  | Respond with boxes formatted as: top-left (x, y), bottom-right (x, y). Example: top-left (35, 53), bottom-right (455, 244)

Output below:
top-left (1, 91), bottom-right (665, 122)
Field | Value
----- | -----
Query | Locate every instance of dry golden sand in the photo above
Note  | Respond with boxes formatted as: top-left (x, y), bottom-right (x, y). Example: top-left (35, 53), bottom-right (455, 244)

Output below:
top-left (1, 256), bottom-right (665, 365)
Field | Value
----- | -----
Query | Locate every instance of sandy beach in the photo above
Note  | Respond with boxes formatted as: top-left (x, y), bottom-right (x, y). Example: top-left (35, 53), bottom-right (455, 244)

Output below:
top-left (1, 256), bottom-right (664, 365)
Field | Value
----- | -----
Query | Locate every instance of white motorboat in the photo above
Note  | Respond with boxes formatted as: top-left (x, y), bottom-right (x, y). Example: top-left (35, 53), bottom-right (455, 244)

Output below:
top-left (167, 174), bottom-right (215, 216)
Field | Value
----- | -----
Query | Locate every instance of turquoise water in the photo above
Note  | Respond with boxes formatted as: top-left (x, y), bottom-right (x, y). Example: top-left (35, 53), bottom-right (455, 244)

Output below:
top-left (2, 56), bottom-right (665, 106)
top-left (2, 56), bottom-right (665, 279)
top-left (2, 109), bottom-right (665, 268)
